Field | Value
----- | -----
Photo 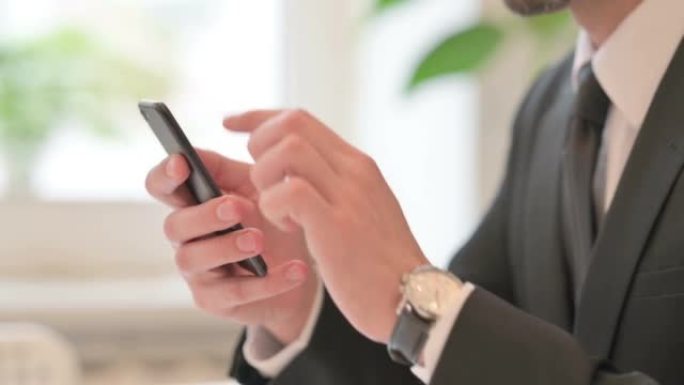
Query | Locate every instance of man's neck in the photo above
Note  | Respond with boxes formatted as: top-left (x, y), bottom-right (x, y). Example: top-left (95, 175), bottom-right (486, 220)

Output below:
top-left (570, 0), bottom-right (643, 47)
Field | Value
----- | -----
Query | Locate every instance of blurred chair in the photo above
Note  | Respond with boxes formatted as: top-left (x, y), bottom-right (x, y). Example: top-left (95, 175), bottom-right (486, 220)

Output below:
top-left (0, 324), bottom-right (80, 385)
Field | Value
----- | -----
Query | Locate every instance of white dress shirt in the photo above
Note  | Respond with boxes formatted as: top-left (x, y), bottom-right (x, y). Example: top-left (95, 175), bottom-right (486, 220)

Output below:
top-left (243, 0), bottom-right (684, 383)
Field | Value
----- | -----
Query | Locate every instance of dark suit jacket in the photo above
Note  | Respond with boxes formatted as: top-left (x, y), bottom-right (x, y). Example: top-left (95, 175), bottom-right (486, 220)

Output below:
top-left (230, 40), bottom-right (684, 385)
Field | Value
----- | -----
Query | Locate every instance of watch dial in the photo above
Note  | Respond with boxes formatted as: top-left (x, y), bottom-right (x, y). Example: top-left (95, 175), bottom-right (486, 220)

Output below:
top-left (405, 270), bottom-right (461, 319)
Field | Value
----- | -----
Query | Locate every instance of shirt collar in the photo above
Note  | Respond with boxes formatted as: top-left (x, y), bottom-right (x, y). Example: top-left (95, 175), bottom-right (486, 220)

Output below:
top-left (571, 0), bottom-right (684, 128)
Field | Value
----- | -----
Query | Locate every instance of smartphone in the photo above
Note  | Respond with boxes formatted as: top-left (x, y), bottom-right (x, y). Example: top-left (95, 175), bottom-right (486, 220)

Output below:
top-left (139, 100), bottom-right (267, 277)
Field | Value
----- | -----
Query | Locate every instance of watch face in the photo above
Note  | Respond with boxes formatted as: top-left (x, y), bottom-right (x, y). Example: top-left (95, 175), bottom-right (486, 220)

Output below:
top-left (404, 268), bottom-right (461, 319)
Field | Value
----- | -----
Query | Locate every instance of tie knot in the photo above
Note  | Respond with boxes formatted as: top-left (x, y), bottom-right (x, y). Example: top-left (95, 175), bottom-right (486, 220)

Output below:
top-left (575, 64), bottom-right (610, 125)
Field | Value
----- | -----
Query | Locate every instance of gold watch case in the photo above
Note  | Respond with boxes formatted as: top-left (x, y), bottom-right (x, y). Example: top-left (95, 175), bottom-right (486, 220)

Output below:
top-left (397, 266), bottom-right (463, 321)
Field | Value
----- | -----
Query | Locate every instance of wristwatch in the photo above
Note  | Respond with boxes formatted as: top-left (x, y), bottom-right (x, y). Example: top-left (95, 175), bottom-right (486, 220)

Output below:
top-left (387, 265), bottom-right (463, 365)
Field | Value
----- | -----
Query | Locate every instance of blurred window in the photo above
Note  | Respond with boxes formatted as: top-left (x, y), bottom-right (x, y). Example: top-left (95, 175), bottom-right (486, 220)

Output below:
top-left (0, 0), bottom-right (281, 200)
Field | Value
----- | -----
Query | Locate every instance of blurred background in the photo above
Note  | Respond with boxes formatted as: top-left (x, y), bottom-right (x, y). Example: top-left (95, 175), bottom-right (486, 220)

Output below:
top-left (0, 0), bottom-right (574, 384)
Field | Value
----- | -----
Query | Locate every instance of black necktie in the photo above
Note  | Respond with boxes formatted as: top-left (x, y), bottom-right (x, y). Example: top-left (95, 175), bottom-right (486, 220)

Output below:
top-left (562, 64), bottom-right (610, 300)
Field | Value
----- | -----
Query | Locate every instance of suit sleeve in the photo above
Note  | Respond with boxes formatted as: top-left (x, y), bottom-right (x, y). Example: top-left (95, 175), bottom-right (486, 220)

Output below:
top-left (429, 288), bottom-right (658, 385)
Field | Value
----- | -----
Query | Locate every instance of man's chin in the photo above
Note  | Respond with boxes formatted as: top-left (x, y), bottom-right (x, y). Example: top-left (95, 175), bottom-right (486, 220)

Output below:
top-left (504, 0), bottom-right (570, 15)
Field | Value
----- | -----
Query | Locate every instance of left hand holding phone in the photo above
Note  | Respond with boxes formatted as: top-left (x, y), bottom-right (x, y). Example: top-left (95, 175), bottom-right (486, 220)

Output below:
top-left (145, 149), bottom-right (320, 345)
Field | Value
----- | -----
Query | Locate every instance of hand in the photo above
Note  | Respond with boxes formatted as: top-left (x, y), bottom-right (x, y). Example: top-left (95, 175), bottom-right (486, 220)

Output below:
top-left (224, 109), bottom-right (429, 343)
top-left (145, 150), bottom-right (319, 344)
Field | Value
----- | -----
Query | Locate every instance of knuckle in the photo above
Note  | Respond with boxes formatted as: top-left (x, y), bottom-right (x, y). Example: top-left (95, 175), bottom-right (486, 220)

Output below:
top-left (144, 168), bottom-right (158, 195)
top-left (249, 164), bottom-right (266, 191)
top-left (144, 172), bottom-right (153, 193)
top-left (191, 289), bottom-right (213, 311)
top-left (286, 177), bottom-right (310, 198)
top-left (352, 152), bottom-right (381, 184)
top-left (249, 162), bottom-right (264, 189)
top-left (247, 134), bottom-right (260, 156)
top-left (258, 193), bottom-right (277, 219)
top-left (281, 109), bottom-right (309, 131)
top-left (163, 214), bottom-right (180, 241)
top-left (291, 108), bottom-right (310, 117)
top-left (357, 152), bottom-right (378, 171)
top-left (281, 135), bottom-right (306, 156)
top-left (174, 247), bottom-right (193, 274)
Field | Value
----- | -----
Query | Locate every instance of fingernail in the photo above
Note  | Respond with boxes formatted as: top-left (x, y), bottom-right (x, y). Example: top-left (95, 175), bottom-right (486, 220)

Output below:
top-left (165, 156), bottom-right (178, 178)
top-left (236, 232), bottom-right (257, 252)
top-left (286, 264), bottom-right (306, 282)
top-left (217, 201), bottom-right (238, 223)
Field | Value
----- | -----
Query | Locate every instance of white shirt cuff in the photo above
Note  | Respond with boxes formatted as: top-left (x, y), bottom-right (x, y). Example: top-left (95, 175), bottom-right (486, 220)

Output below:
top-left (242, 279), bottom-right (325, 378)
top-left (411, 282), bottom-right (475, 384)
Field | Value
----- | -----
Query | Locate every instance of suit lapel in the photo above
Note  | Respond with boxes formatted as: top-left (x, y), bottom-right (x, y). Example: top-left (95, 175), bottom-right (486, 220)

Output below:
top-left (575, 38), bottom-right (684, 359)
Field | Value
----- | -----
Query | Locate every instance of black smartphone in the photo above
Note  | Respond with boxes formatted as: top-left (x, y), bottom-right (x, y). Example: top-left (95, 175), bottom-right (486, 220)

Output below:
top-left (139, 100), bottom-right (267, 277)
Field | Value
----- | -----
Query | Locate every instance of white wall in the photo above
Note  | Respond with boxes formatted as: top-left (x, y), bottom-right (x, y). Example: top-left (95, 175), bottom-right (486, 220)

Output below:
top-left (357, 0), bottom-right (480, 267)
top-left (280, 0), bottom-right (360, 140)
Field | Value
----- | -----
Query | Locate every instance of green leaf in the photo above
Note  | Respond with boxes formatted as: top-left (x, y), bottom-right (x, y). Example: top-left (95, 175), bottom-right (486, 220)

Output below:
top-left (375, 0), bottom-right (410, 13)
top-left (407, 23), bottom-right (503, 92)
top-left (0, 25), bottom-right (170, 147)
top-left (524, 11), bottom-right (572, 38)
